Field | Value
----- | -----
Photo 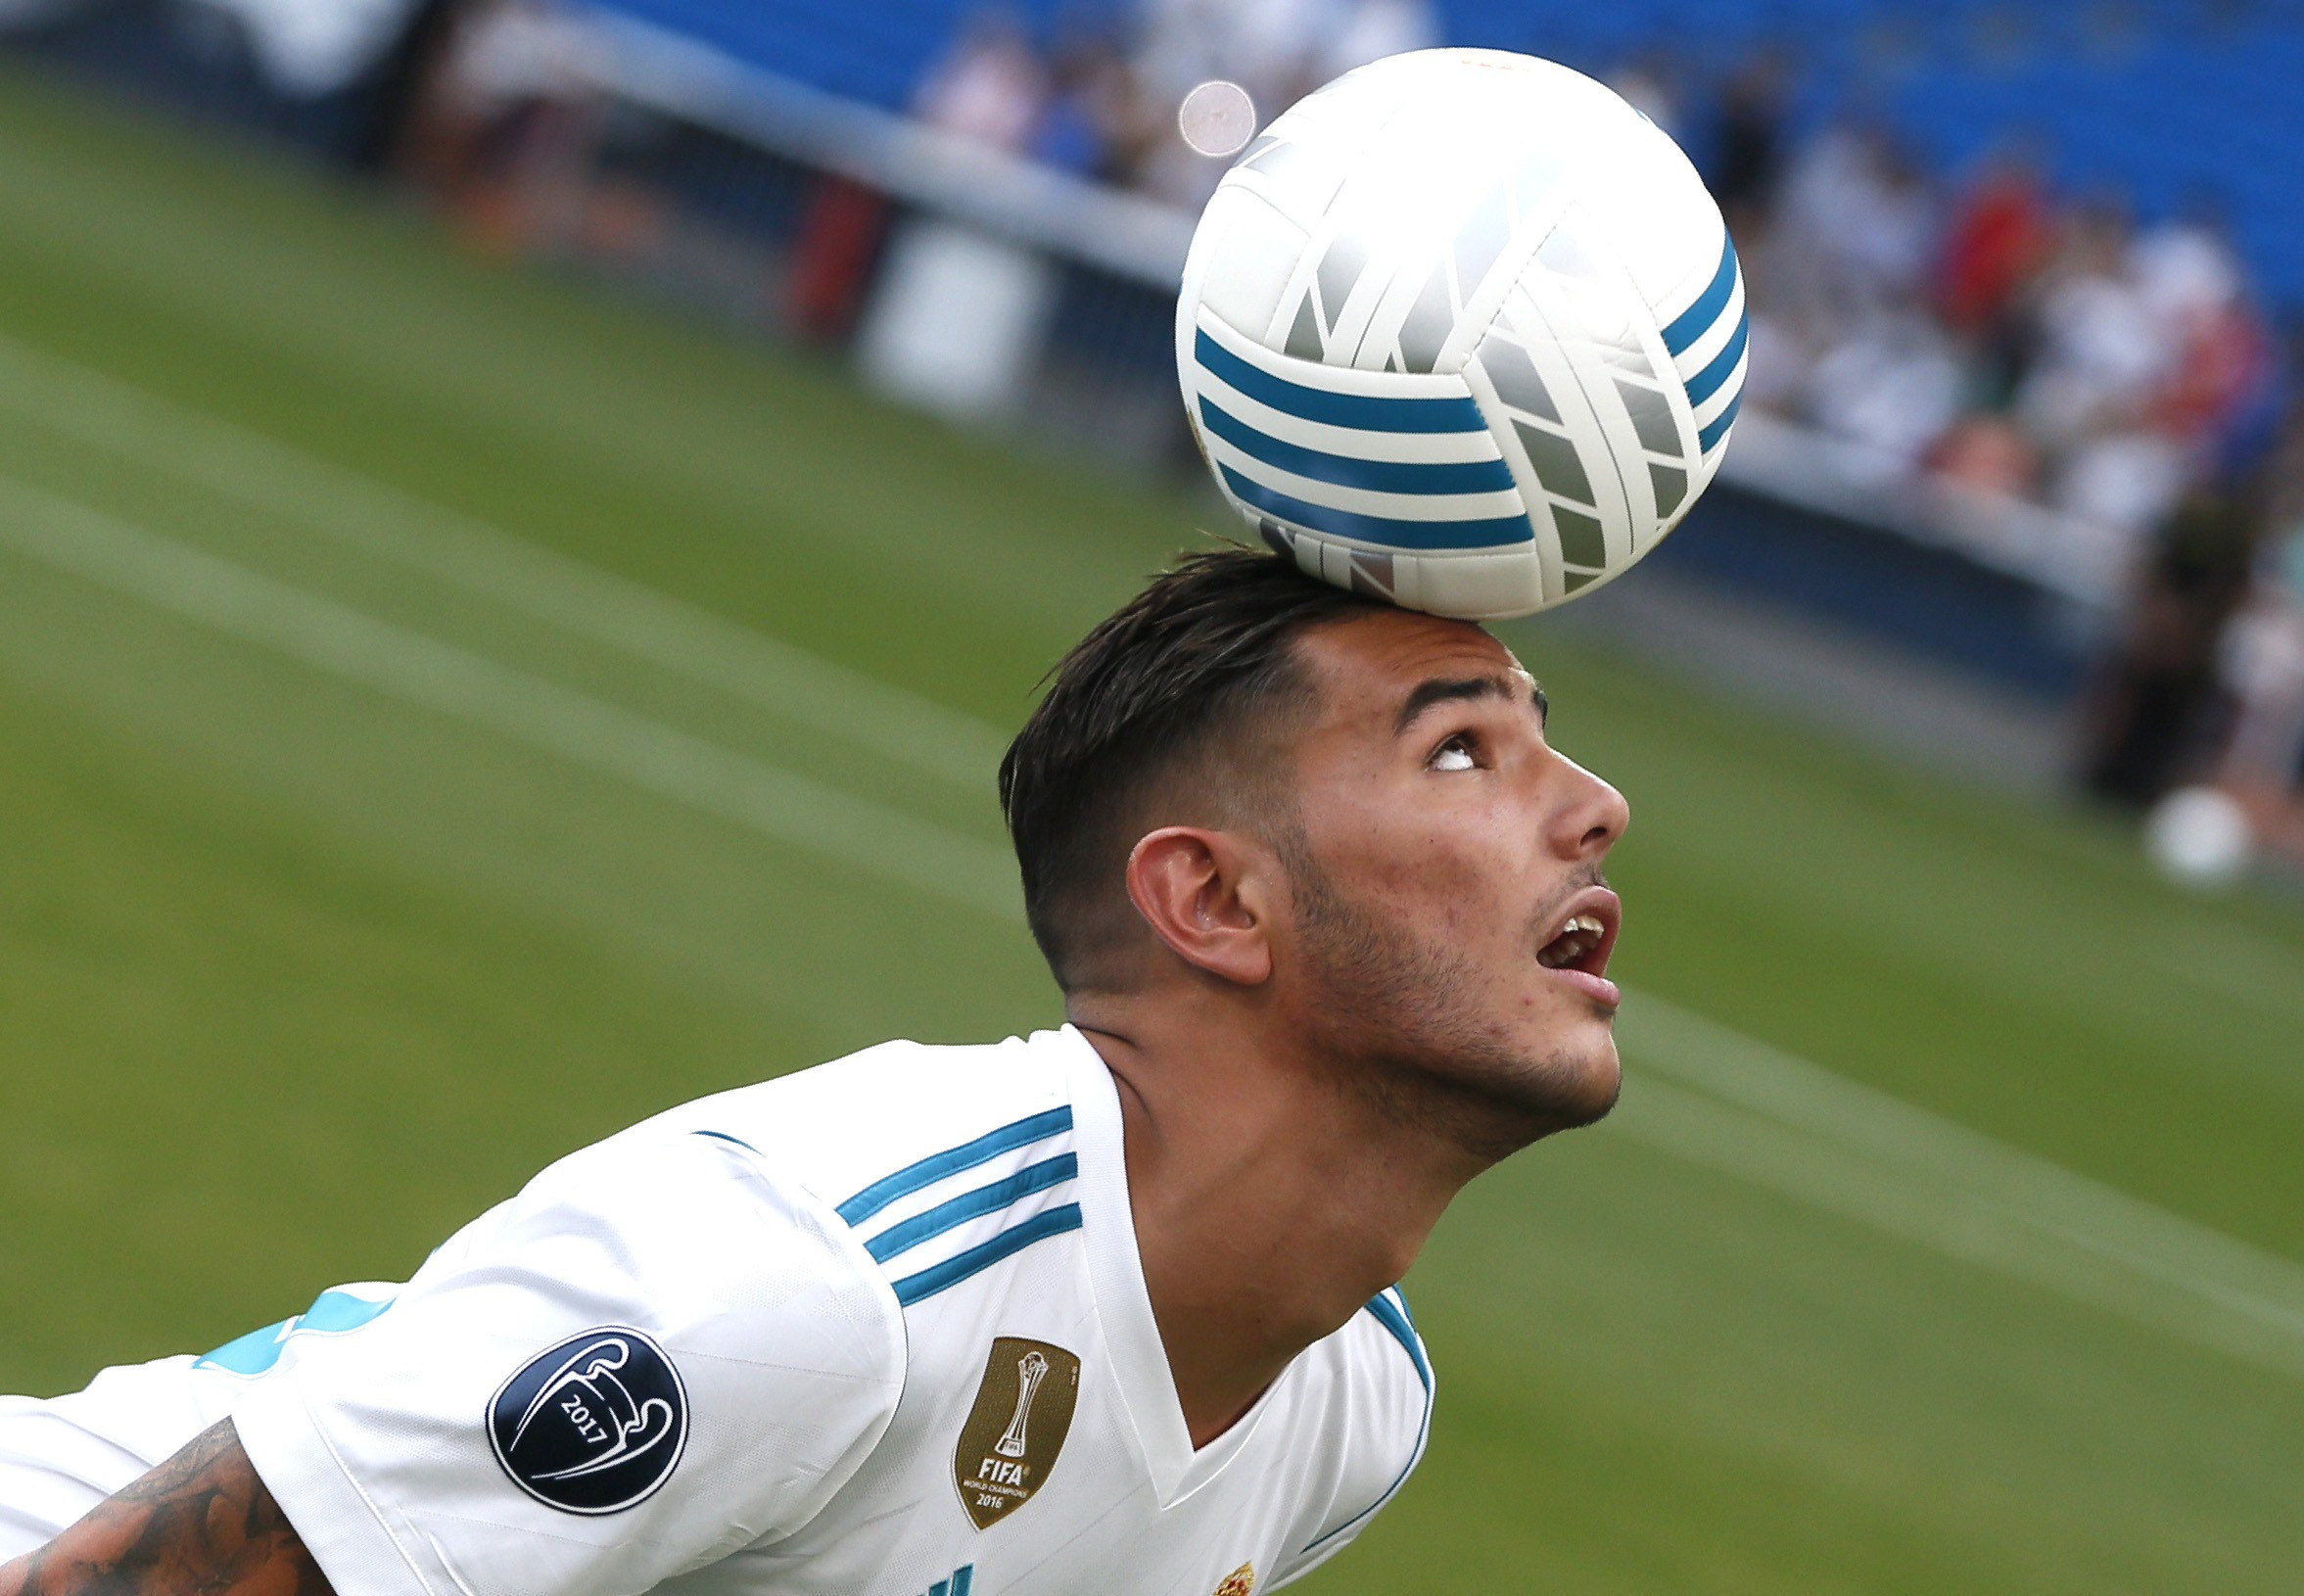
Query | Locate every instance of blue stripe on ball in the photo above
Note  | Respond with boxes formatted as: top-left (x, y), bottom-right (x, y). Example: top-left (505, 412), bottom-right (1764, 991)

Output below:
top-left (1696, 386), bottom-right (1744, 453)
top-left (1219, 467), bottom-right (1532, 550)
top-left (1660, 237), bottom-right (1739, 357)
top-left (1682, 312), bottom-right (1748, 409)
top-left (1199, 399), bottom-right (1514, 496)
top-left (1196, 332), bottom-right (1485, 435)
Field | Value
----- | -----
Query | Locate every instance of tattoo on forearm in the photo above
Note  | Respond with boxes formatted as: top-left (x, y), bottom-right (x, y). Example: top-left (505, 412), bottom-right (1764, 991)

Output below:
top-left (0, 1420), bottom-right (335, 1596)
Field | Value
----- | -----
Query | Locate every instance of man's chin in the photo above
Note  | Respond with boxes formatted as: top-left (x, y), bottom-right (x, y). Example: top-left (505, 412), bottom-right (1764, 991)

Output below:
top-left (1434, 1038), bottom-right (1620, 1156)
top-left (1517, 1037), bottom-right (1621, 1133)
top-left (1564, 1048), bottom-right (1622, 1125)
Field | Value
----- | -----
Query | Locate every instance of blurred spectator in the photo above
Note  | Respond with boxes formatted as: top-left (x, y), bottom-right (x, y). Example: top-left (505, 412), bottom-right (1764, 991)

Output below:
top-left (2134, 209), bottom-right (2282, 469)
top-left (1320, 0), bottom-right (1439, 84)
top-left (2051, 428), bottom-right (2189, 551)
top-left (847, 8), bottom-right (2304, 827)
top-left (2215, 424), bottom-right (2304, 818)
top-left (1128, 0), bottom-right (1434, 203)
top-left (1033, 31), bottom-right (1138, 178)
top-left (789, 175), bottom-right (893, 344)
top-left (1708, 102), bottom-right (2295, 726)
top-left (2080, 478), bottom-right (2264, 806)
top-left (793, 12), bottom-right (1074, 346)
top-left (1705, 53), bottom-right (1787, 231)
top-left (396, 0), bottom-right (607, 252)
top-left (1937, 147), bottom-right (2050, 338)
top-left (1133, 0), bottom-right (1308, 112)
top-left (348, 0), bottom-right (467, 175)
top-left (1928, 412), bottom-right (2038, 498)
top-left (1607, 54), bottom-right (1680, 142)
top-left (1807, 310), bottom-right (1963, 477)
top-left (916, 11), bottom-right (1049, 152)
top-left (2017, 202), bottom-right (2174, 452)
top-left (1934, 145), bottom-right (2049, 411)
top-left (2219, 529), bottom-right (2304, 805)
top-left (1123, 0), bottom-right (1249, 203)
top-left (1775, 120), bottom-right (1936, 316)
top-left (2131, 206), bottom-right (2243, 329)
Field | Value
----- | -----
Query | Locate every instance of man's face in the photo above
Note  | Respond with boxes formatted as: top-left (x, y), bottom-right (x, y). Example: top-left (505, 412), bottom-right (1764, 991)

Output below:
top-left (1273, 608), bottom-right (1630, 1152)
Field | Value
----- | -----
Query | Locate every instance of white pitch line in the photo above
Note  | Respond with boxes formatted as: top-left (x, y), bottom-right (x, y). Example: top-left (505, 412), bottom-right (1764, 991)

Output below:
top-left (0, 472), bottom-right (1020, 922)
top-left (0, 332), bottom-right (1010, 790)
top-left (1615, 999), bottom-right (2304, 1383)
top-left (4, 331), bottom-right (2296, 1029)
top-left (7, 331), bottom-right (2294, 1036)
top-left (5, 457), bottom-right (2302, 1381)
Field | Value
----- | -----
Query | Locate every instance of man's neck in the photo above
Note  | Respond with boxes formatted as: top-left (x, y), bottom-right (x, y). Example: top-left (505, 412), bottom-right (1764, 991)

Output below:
top-left (1071, 1005), bottom-right (1488, 1449)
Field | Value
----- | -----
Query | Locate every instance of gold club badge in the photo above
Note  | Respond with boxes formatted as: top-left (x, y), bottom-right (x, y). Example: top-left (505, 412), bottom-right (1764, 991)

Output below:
top-left (953, 1337), bottom-right (1081, 1530)
top-left (1211, 1564), bottom-right (1256, 1596)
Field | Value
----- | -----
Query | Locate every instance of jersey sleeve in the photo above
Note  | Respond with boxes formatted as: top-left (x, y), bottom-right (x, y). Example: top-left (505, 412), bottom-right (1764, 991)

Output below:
top-left (1266, 1291), bottom-right (1434, 1590)
top-left (228, 1128), bottom-right (905, 1596)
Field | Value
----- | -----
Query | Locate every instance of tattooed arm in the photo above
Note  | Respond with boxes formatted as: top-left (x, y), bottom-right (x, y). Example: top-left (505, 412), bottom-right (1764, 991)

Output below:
top-left (0, 1421), bottom-right (335, 1596)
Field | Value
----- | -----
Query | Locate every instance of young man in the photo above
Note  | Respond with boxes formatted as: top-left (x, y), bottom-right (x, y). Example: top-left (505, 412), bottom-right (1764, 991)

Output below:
top-left (0, 549), bottom-right (1627, 1596)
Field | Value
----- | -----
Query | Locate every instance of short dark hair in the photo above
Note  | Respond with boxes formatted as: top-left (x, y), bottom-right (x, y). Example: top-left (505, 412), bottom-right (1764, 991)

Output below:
top-left (999, 548), bottom-right (1384, 991)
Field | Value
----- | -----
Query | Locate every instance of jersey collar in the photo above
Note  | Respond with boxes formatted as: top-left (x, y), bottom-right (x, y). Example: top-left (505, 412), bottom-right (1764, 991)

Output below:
top-left (1056, 1024), bottom-right (1293, 1509)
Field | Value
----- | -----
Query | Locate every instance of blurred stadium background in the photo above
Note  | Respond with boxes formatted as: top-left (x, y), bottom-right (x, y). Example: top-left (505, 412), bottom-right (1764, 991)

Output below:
top-left (1, 0), bottom-right (2301, 1589)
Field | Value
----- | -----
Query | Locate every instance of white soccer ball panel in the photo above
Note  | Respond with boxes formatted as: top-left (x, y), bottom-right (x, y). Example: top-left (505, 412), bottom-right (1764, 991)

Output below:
top-left (1178, 48), bottom-right (1747, 620)
top-left (1184, 184), bottom-right (1308, 352)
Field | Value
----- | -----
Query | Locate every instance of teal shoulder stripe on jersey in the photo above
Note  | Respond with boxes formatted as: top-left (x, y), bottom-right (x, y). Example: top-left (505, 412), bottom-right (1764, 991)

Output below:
top-left (867, 1153), bottom-right (1078, 1264)
top-left (1297, 1289), bottom-right (1434, 1556)
top-left (838, 1106), bottom-right (1073, 1226)
top-left (197, 1319), bottom-right (293, 1376)
top-left (692, 1128), bottom-right (761, 1155)
top-left (195, 1289), bottom-right (394, 1377)
top-left (1362, 1289), bottom-right (1433, 1392)
top-left (890, 1203), bottom-right (1084, 1307)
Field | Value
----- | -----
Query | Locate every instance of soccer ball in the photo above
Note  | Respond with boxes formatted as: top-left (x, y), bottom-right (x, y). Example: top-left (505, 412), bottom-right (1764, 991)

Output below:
top-left (1176, 49), bottom-right (1745, 620)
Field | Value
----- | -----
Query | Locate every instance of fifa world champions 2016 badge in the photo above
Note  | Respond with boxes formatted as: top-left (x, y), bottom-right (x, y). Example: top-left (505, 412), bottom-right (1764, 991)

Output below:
top-left (953, 1338), bottom-right (1081, 1529)
top-left (488, 1327), bottom-right (689, 1514)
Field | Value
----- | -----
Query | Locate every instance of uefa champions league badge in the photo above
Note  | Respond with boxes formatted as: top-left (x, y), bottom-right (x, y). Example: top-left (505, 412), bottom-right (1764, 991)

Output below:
top-left (488, 1327), bottom-right (689, 1514)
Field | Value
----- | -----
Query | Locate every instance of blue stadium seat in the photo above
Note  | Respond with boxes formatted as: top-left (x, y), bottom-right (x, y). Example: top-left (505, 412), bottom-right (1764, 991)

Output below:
top-left (577, 0), bottom-right (2304, 307)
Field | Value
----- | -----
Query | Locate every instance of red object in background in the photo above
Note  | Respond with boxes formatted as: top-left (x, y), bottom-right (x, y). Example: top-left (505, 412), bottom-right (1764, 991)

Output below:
top-left (788, 176), bottom-right (892, 344)
top-left (2156, 300), bottom-right (2275, 445)
top-left (1939, 163), bottom-right (2049, 333)
top-left (1926, 413), bottom-right (2040, 496)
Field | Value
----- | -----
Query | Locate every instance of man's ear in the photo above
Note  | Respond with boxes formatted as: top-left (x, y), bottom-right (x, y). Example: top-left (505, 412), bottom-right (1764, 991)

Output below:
top-left (1123, 826), bottom-right (1276, 987)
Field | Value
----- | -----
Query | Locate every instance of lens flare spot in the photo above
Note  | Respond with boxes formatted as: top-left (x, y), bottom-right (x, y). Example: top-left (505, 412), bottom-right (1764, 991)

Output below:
top-left (1179, 80), bottom-right (1256, 158)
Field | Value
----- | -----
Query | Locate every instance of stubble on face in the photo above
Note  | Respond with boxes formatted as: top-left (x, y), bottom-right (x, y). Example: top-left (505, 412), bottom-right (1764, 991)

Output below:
top-left (1279, 829), bottom-right (1622, 1164)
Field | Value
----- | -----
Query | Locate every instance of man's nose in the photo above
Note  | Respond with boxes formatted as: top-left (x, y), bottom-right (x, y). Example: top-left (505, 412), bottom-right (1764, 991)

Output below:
top-left (1548, 754), bottom-right (1629, 861)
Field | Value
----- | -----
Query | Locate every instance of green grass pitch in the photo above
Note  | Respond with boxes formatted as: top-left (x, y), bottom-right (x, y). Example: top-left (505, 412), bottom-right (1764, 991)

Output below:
top-left (0, 63), bottom-right (2301, 1593)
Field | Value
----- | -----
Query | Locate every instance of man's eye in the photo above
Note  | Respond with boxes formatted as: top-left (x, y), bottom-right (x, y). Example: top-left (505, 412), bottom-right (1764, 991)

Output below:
top-left (1431, 734), bottom-right (1478, 772)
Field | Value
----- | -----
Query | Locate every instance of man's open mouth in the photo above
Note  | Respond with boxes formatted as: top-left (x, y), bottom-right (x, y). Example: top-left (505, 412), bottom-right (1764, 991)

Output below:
top-left (1535, 889), bottom-right (1620, 980)
top-left (1536, 915), bottom-right (1608, 971)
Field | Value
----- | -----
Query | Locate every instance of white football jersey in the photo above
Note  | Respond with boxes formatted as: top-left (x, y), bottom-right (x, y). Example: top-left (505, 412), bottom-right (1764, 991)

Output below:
top-left (0, 1028), bottom-right (1432, 1596)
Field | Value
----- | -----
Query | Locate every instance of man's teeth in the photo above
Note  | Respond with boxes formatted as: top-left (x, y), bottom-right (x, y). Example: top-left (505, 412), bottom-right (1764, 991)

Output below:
top-left (1538, 914), bottom-right (1606, 969)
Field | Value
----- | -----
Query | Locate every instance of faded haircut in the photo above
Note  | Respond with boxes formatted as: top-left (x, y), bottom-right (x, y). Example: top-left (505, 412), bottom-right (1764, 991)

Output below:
top-left (998, 549), bottom-right (1383, 991)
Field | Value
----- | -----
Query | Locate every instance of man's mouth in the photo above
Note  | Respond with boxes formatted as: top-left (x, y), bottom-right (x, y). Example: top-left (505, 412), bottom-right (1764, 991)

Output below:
top-left (1536, 914), bottom-right (1608, 971)
top-left (1534, 889), bottom-right (1621, 1008)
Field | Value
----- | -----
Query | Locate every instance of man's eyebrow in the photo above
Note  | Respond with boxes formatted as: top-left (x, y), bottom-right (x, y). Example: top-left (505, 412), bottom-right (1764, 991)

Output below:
top-left (1392, 674), bottom-right (1546, 735)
